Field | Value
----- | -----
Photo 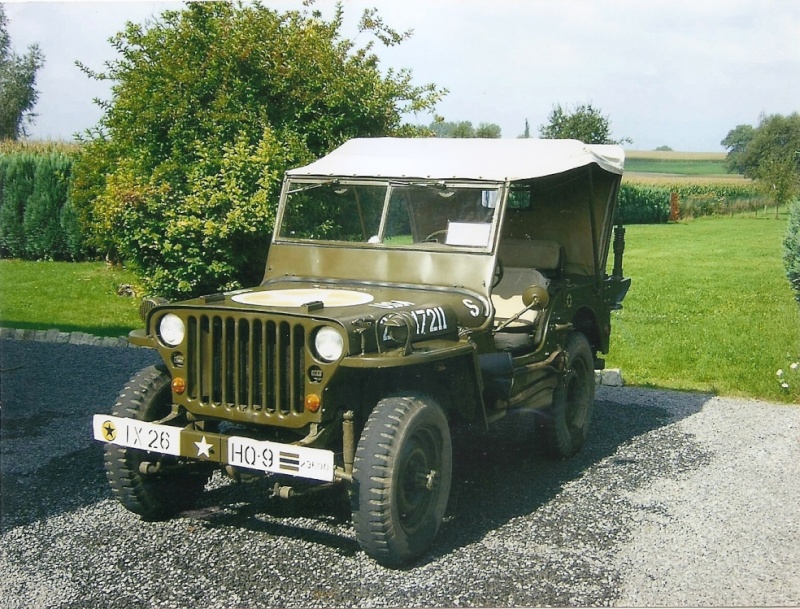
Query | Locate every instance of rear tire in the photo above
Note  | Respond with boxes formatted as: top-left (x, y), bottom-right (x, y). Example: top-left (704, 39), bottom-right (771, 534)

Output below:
top-left (351, 395), bottom-right (452, 567)
top-left (539, 332), bottom-right (595, 457)
top-left (104, 365), bottom-right (211, 520)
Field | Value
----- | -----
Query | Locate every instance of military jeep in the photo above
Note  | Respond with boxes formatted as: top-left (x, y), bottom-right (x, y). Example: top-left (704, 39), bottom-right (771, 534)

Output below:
top-left (93, 137), bottom-right (629, 566)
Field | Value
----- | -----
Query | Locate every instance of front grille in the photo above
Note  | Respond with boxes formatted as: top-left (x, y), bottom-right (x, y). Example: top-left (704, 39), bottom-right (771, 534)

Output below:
top-left (186, 314), bottom-right (306, 415)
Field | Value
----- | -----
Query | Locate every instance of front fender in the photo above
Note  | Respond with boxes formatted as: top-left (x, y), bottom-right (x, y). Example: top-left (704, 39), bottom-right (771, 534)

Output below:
top-left (128, 328), bottom-right (156, 349)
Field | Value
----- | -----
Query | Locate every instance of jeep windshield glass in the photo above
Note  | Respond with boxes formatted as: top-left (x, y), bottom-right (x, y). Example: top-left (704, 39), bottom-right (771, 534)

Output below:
top-left (277, 180), bottom-right (500, 249)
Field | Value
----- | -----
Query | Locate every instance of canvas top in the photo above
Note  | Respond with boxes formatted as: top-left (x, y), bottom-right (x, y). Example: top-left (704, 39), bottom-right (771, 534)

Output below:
top-left (286, 137), bottom-right (625, 182)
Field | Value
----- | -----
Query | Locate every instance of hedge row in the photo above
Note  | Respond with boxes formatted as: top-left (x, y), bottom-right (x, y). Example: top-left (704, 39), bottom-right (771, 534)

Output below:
top-left (0, 149), bottom-right (89, 261)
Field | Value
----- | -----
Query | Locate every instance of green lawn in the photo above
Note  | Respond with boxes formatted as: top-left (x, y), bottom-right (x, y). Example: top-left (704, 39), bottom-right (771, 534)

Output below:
top-left (605, 215), bottom-right (800, 403)
top-left (0, 260), bottom-right (141, 337)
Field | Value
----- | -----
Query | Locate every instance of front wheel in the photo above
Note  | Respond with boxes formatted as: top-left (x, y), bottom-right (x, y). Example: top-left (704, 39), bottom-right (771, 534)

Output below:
top-left (539, 331), bottom-right (595, 457)
top-left (104, 365), bottom-right (212, 520)
top-left (351, 395), bottom-right (452, 567)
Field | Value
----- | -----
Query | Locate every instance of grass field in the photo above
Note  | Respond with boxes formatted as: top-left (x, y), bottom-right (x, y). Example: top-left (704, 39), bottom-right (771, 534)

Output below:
top-left (605, 214), bottom-right (799, 403)
top-left (0, 260), bottom-right (141, 337)
top-left (625, 150), bottom-right (730, 176)
top-left (623, 173), bottom-right (751, 186)
top-left (626, 151), bottom-right (727, 161)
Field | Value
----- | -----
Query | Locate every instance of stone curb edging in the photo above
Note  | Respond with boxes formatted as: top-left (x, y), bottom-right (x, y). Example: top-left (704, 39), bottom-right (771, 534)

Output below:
top-left (0, 326), bottom-right (625, 386)
top-left (0, 327), bottom-right (134, 349)
top-left (594, 368), bottom-right (624, 387)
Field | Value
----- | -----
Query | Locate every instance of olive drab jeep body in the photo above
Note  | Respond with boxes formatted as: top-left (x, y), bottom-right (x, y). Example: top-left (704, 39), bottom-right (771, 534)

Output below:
top-left (93, 137), bottom-right (629, 566)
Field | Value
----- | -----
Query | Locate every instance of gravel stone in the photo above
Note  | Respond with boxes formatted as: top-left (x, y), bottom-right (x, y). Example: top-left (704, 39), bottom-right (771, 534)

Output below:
top-left (1, 339), bottom-right (798, 607)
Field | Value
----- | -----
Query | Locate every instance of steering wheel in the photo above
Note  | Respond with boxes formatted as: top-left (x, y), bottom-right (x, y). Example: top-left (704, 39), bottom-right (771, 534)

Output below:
top-left (492, 258), bottom-right (504, 288)
top-left (425, 229), bottom-right (448, 243)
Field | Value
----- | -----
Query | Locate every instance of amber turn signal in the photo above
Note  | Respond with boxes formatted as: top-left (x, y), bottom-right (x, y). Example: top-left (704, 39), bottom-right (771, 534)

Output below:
top-left (171, 377), bottom-right (186, 394)
top-left (305, 393), bottom-right (321, 413)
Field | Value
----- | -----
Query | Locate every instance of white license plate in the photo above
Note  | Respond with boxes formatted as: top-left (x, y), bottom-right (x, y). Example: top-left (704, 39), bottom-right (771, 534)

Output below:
top-left (93, 415), bottom-right (181, 456)
top-left (93, 415), bottom-right (335, 483)
top-left (227, 436), bottom-right (334, 482)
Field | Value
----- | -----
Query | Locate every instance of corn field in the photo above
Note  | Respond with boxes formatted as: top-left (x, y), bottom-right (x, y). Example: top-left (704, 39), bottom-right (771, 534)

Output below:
top-left (619, 172), bottom-right (771, 224)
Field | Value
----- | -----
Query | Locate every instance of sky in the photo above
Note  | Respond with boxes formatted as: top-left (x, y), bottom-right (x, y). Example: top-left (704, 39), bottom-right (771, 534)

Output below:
top-left (3, 0), bottom-right (800, 151)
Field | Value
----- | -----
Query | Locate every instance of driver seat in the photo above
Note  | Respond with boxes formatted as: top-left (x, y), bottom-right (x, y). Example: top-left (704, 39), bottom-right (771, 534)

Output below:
top-left (491, 239), bottom-right (560, 354)
top-left (492, 268), bottom-right (550, 327)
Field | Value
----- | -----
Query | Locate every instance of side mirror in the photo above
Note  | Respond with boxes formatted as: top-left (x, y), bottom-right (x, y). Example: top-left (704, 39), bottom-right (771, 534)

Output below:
top-left (522, 285), bottom-right (549, 310)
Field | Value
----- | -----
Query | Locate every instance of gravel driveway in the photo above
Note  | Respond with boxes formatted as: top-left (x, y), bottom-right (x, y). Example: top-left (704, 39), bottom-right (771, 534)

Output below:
top-left (1, 339), bottom-right (798, 608)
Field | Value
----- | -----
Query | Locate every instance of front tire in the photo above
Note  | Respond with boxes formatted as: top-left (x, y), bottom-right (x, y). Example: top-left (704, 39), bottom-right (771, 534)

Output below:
top-left (351, 395), bottom-right (452, 567)
top-left (539, 332), bottom-right (595, 457)
top-left (104, 365), bottom-right (211, 520)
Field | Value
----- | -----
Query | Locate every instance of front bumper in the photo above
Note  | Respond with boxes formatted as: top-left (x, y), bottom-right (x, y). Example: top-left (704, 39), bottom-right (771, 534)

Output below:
top-left (92, 415), bottom-right (336, 482)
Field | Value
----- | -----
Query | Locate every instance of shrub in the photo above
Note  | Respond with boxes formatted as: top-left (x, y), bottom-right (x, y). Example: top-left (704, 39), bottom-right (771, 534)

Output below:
top-left (0, 148), bottom-right (88, 260)
top-left (785, 199), bottom-right (800, 304)
top-left (59, 198), bottom-right (85, 260)
top-left (96, 130), bottom-right (284, 297)
top-left (72, 3), bottom-right (444, 299)
top-left (0, 152), bottom-right (36, 257)
top-left (22, 152), bottom-right (72, 259)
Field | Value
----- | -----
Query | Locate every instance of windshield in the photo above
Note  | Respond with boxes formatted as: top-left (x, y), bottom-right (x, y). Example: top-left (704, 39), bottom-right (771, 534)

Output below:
top-left (277, 180), bottom-right (501, 250)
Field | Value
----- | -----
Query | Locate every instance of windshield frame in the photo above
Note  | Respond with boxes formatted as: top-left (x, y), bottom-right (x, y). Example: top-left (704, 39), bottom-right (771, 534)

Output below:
top-left (273, 176), bottom-right (507, 253)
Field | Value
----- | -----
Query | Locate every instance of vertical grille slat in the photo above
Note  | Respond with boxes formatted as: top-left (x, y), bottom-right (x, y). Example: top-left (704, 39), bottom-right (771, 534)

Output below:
top-left (246, 320), bottom-right (255, 410)
top-left (259, 323), bottom-right (270, 408)
top-left (272, 321), bottom-right (289, 414)
top-left (186, 314), bottom-right (307, 417)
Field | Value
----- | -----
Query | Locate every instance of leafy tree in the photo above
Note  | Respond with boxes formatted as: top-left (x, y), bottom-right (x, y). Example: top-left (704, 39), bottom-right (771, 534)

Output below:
top-left (539, 102), bottom-right (630, 145)
top-left (71, 2), bottom-right (445, 298)
top-left (428, 120), bottom-right (501, 138)
top-left (0, 5), bottom-right (45, 140)
top-left (725, 113), bottom-right (800, 299)
top-left (475, 122), bottom-right (501, 138)
top-left (720, 124), bottom-right (756, 174)
top-left (655, 145), bottom-right (673, 151)
top-left (519, 119), bottom-right (531, 139)
top-left (724, 114), bottom-right (800, 211)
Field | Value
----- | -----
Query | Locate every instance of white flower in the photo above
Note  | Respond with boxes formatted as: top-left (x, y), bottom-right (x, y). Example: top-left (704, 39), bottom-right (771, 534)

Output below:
top-left (791, 362), bottom-right (799, 370)
top-left (776, 369), bottom-right (784, 376)
top-left (781, 382), bottom-right (790, 389)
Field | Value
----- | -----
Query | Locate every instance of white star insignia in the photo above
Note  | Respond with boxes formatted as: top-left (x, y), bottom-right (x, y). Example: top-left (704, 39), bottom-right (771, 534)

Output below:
top-left (194, 436), bottom-right (213, 458)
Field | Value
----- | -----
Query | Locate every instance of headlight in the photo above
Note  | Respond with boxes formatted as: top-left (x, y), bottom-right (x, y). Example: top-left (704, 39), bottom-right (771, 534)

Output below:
top-left (158, 313), bottom-right (185, 347)
top-left (314, 326), bottom-right (344, 362)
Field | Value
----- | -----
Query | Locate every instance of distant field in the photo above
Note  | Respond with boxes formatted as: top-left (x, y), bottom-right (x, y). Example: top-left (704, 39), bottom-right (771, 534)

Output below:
top-left (625, 150), bottom-right (726, 161)
top-left (624, 150), bottom-right (729, 176)
top-left (0, 140), bottom-right (80, 155)
top-left (623, 173), bottom-right (750, 186)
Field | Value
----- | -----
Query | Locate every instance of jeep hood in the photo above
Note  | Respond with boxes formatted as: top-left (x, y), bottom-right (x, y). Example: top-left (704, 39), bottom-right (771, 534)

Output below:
top-left (221, 283), bottom-right (489, 330)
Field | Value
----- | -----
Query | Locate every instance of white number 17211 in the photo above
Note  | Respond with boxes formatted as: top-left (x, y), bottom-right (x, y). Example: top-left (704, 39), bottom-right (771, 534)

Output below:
top-left (411, 306), bottom-right (447, 335)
